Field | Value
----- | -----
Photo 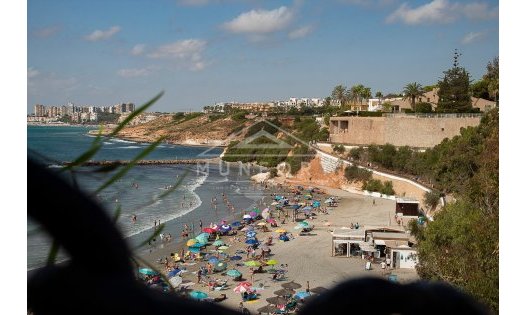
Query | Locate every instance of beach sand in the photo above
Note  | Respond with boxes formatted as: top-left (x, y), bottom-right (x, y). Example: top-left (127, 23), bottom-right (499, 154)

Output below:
top-left (137, 182), bottom-right (419, 313)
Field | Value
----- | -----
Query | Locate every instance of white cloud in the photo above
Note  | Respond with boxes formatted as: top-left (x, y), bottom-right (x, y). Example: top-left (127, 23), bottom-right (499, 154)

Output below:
top-left (28, 67), bottom-right (40, 79)
top-left (84, 26), bottom-right (121, 41)
top-left (386, 0), bottom-right (498, 25)
top-left (463, 2), bottom-right (498, 20)
top-left (117, 67), bottom-right (154, 78)
top-left (131, 44), bottom-right (146, 56)
top-left (288, 25), bottom-right (313, 39)
top-left (223, 6), bottom-right (294, 34)
top-left (148, 39), bottom-right (208, 71)
top-left (461, 31), bottom-right (485, 44)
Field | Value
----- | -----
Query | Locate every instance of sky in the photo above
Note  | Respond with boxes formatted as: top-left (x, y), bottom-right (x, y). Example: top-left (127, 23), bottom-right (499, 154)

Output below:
top-left (27, 0), bottom-right (499, 113)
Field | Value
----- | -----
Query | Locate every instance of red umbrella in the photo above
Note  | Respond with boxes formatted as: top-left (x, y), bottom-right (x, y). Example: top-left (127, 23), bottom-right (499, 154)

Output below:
top-left (238, 281), bottom-right (252, 288)
top-left (203, 227), bottom-right (215, 233)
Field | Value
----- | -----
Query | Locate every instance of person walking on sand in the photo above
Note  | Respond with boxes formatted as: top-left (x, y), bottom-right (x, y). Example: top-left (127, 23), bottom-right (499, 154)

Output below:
top-left (199, 220), bottom-right (203, 230)
top-left (373, 199), bottom-right (376, 206)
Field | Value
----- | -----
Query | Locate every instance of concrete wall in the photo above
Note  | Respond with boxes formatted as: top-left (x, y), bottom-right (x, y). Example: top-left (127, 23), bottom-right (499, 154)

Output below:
top-left (330, 114), bottom-right (481, 148)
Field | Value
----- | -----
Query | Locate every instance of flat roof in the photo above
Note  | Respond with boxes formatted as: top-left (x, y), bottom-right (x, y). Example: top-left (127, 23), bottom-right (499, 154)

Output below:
top-left (371, 232), bottom-right (410, 240)
top-left (331, 228), bottom-right (365, 238)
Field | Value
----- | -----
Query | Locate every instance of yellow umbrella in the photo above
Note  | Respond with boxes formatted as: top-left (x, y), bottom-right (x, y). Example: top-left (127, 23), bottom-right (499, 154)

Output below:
top-left (274, 229), bottom-right (287, 233)
top-left (244, 260), bottom-right (261, 267)
top-left (186, 239), bottom-right (198, 246)
top-left (265, 259), bottom-right (278, 265)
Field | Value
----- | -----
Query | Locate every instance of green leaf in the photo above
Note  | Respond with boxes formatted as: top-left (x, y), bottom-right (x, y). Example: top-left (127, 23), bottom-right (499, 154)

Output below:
top-left (112, 204), bottom-right (122, 224)
top-left (135, 224), bottom-right (165, 249)
top-left (109, 91), bottom-right (164, 137)
top-left (46, 240), bottom-right (60, 266)
top-left (94, 137), bottom-right (165, 194)
top-left (61, 141), bottom-right (102, 171)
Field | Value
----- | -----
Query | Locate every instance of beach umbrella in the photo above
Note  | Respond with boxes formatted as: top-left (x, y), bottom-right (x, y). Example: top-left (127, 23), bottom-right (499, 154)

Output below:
top-left (292, 204), bottom-right (301, 210)
top-left (195, 236), bottom-right (208, 245)
top-left (218, 245), bottom-right (229, 250)
top-left (282, 281), bottom-right (302, 289)
top-left (249, 211), bottom-right (257, 218)
top-left (213, 240), bottom-right (225, 246)
top-left (230, 255), bottom-right (242, 261)
top-left (313, 201), bottom-right (321, 208)
top-left (238, 281), bottom-right (252, 288)
top-left (243, 214), bottom-right (252, 219)
top-left (167, 268), bottom-right (181, 278)
top-left (245, 239), bottom-right (259, 245)
top-left (138, 268), bottom-right (158, 276)
top-left (233, 284), bottom-right (250, 293)
top-left (274, 229), bottom-right (287, 233)
top-left (302, 206), bottom-right (313, 212)
top-left (186, 239), bottom-right (198, 246)
top-left (274, 288), bottom-right (295, 296)
top-left (266, 296), bottom-right (288, 305)
top-left (214, 261), bottom-right (228, 272)
top-left (244, 260), bottom-right (261, 267)
top-left (267, 218), bottom-right (276, 224)
top-left (310, 287), bottom-right (328, 294)
top-left (257, 304), bottom-right (279, 314)
top-left (190, 242), bottom-right (206, 248)
top-left (298, 221), bottom-right (311, 228)
top-left (220, 224), bottom-right (232, 231)
top-left (189, 290), bottom-right (208, 300)
top-left (294, 291), bottom-right (312, 300)
top-left (188, 247), bottom-right (201, 253)
top-left (168, 276), bottom-right (182, 287)
top-left (231, 221), bottom-right (242, 227)
top-left (246, 231), bottom-right (257, 238)
top-left (265, 259), bottom-right (278, 266)
top-left (226, 269), bottom-right (242, 278)
top-left (198, 232), bottom-right (210, 238)
top-left (202, 227), bottom-right (215, 233)
top-left (208, 257), bottom-right (219, 264)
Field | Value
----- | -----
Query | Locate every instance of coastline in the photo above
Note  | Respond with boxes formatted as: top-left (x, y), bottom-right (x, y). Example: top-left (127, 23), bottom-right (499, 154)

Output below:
top-left (136, 179), bottom-right (418, 314)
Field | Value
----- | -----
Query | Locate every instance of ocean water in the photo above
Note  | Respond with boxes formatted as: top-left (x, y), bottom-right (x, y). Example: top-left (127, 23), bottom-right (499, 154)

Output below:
top-left (27, 126), bottom-right (266, 270)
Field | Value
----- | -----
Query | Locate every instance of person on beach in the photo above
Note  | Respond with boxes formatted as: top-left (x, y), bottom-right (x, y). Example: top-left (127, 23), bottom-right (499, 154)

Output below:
top-left (199, 220), bottom-right (203, 230)
top-left (131, 214), bottom-right (137, 223)
top-left (197, 269), bottom-right (202, 284)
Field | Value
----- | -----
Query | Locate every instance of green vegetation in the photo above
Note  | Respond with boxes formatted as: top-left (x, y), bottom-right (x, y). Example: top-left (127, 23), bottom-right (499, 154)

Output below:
top-left (96, 112), bottom-right (120, 123)
top-left (344, 165), bottom-right (372, 182)
top-left (361, 179), bottom-right (395, 195)
top-left (332, 144), bottom-right (345, 154)
top-left (415, 102), bottom-right (433, 113)
top-left (171, 112), bottom-right (204, 124)
top-left (407, 108), bottom-right (499, 312)
top-left (424, 190), bottom-right (441, 210)
top-left (436, 49), bottom-right (472, 113)
top-left (269, 167), bottom-right (278, 178)
top-left (402, 82), bottom-right (425, 111)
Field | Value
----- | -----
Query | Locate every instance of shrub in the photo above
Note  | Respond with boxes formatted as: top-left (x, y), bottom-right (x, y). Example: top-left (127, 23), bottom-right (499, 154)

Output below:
top-left (415, 102), bottom-right (433, 113)
top-left (269, 167), bottom-right (278, 178)
top-left (424, 190), bottom-right (441, 209)
top-left (380, 181), bottom-right (395, 195)
top-left (348, 147), bottom-right (362, 160)
top-left (332, 144), bottom-right (345, 154)
top-left (344, 165), bottom-right (372, 182)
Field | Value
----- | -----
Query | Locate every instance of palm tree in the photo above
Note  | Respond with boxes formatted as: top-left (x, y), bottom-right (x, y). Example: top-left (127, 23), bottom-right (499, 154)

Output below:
top-left (331, 85), bottom-right (347, 107)
top-left (360, 87), bottom-right (372, 105)
top-left (403, 82), bottom-right (425, 111)
top-left (350, 85), bottom-right (363, 105)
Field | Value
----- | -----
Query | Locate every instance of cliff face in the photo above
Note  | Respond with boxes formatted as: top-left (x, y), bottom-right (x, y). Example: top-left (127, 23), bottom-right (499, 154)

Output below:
top-left (113, 114), bottom-right (246, 146)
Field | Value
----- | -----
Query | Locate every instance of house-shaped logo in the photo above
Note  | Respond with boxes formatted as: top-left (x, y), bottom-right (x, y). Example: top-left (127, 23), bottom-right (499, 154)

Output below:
top-left (231, 129), bottom-right (293, 149)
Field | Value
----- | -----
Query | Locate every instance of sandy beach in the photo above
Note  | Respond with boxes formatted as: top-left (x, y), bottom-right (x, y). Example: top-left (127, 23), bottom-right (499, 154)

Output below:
top-left (137, 181), bottom-right (419, 314)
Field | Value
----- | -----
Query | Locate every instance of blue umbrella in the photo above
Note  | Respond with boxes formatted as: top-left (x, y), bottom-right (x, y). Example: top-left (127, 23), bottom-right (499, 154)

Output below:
top-left (245, 239), bottom-right (259, 245)
top-left (303, 206), bottom-right (313, 211)
top-left (220, 225), bottom-right (232, 231)
top-left (167, 268), bottom-right (181, 278)
top-left (292, 204), bottom-right (301, 210)
top-left (313, 201), bottom-right (321, 208)
top-left (231, 221), bottom-right (242, 227)
top-left (138, 268), bottom-right (158, 275)
top-left (190, 290), bottom-right (209, 300)
top-left (208, 257), bottom-right (220, 264)
top-left (230, 255), bottom-right (242, 261)
top-left (246, 231), bottom-right (257, 238)
top-left (189, 247), bottom-right (201, 253)
top-left (226, 269), bottom-right (242, 277)
top-left (294, 291), bottom-right (312, 300)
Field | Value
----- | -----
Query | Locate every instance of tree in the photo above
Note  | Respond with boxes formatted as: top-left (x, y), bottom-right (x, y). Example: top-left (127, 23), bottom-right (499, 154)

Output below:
top-left (436, 49), bottom-right (472, 113)
top-left (331, 85), bottom-right (348, 107)
top-left (483, 57), bottom-right (499, 103)
top-left (403, 82), bottom-right (425, 111)
top-left (360, 87), bottom-right (372, 105)
top-left (381, 101), bottom-right (393, 113)
top-left (324, 97), bottom-right (331, 107)
top-left (349, 85), bottom-right (363, 105)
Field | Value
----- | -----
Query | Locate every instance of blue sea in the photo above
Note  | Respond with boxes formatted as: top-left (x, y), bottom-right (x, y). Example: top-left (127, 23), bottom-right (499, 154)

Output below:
top-left (27, 126), bottom-right (266, 270)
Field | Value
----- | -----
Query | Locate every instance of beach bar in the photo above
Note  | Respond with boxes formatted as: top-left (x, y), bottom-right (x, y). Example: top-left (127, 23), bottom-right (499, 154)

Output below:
top-left (331, 228), bottom-right (366, 257)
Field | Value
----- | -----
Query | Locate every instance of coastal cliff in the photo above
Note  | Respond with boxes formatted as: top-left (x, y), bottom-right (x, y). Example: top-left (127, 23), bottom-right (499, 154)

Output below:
top-left (90, 113), bottom-right (248, 147)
